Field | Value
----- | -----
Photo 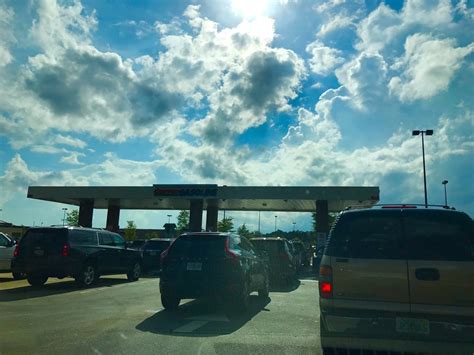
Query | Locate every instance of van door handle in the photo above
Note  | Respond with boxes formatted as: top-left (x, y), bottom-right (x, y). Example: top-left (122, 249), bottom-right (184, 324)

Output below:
top-left (335, 258), bottom-right (348, 263)
top-left (415, 268), bottom-right (440, 281)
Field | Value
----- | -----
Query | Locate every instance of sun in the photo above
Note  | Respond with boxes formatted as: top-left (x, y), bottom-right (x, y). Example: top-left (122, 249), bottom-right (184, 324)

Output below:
top-left (231, 0), bottom-right (270, 18)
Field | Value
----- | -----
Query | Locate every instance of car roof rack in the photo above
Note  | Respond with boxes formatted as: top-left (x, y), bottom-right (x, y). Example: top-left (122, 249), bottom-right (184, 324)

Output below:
top-left (373, 204), bottom-right (456, 210)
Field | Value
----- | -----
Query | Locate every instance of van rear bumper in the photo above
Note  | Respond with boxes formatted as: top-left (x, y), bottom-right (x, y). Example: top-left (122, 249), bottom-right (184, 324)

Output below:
top-left (320, 308), bottom-right (474, 349)
top-left (11, 258), bottom-right (81, 278)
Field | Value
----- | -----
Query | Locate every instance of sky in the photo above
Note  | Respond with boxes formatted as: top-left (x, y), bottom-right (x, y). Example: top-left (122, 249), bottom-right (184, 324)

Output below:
top-left (0, 0), bottom-right (473, 232)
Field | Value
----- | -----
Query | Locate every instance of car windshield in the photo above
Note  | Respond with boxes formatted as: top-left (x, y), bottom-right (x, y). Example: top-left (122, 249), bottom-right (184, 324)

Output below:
top-left (168, 235), bottom-right (226, 258)
top-left (251, 240), bottom-right (282, 255)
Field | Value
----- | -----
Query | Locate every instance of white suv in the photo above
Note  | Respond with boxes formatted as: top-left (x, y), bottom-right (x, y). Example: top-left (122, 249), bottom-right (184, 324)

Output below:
top-left (0, 232), bottom-right (24, 279)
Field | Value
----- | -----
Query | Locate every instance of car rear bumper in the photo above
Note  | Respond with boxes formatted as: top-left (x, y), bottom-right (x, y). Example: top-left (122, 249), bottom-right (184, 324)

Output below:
top-left (160, 277), bottom-right (240, 299)
top-left (11, 258), bottom-right (81, 277)
top-left (320, 308), bottom-right (474, 351)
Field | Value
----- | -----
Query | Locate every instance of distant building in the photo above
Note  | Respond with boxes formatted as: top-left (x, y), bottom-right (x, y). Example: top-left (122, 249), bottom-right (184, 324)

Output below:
top-left (0, 220), bottom-right (29, 240)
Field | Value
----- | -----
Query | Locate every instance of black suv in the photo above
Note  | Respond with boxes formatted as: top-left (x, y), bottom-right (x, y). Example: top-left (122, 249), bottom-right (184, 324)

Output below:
top-left (159, 232), bottom-right (269, 311)
top-left (12, 227), bottom-right (142, 287)
top-left (319, 205), bottom-right (474, 353)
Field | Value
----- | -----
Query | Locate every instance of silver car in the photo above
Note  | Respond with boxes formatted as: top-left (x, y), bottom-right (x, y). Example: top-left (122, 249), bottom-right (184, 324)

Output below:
top-left (0, 232), bottom-right (24, 279)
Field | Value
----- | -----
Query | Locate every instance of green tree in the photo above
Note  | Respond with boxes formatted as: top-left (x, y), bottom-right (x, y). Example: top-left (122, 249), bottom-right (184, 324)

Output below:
top-left (218, 217), bottom-right (234, 232)
top-left (176, 210), bottom-right (189, 234)
top-left (66, 209), bottom-right (79, 226)
top-left (237, 223), bottom-right (251, 238)
top-left (124, 220), bottom-right (137, 241)
top-left (144, 231), bottom-right (160, 239)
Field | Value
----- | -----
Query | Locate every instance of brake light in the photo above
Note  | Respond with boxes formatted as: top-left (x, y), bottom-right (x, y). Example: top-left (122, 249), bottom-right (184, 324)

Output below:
top-left (62, 244), bottom-right (70, 257)
top-left (13, 244), bottom-right (20, 257)
top-left (319, 265), bottom-right (333, 299)
top-left (225, 238), bottom-right (238, 264)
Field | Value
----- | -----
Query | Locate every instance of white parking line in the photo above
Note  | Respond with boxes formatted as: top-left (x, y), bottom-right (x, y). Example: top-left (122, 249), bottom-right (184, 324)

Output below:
top-left (173, 320), bottom-right (209, 333)
top-left (300, 279), bottom-right (318, 283)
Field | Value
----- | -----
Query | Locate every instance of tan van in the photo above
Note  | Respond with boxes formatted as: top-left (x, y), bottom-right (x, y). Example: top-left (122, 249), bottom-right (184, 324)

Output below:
top-left (319, 205), bottom-right (474, 354)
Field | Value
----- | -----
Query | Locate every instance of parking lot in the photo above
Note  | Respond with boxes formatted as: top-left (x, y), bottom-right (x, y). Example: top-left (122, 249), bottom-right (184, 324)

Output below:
top-left (0, 270), bottom-right (321, 354)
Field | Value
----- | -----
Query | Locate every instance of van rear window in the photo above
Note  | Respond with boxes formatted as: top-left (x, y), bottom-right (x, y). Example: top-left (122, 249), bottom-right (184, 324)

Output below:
top-left (326, 212), bottom-right (403, 259)
top-left (251, 240), bottom-right (283, 256)
top-left (21, 229), bottom-right (68, 250)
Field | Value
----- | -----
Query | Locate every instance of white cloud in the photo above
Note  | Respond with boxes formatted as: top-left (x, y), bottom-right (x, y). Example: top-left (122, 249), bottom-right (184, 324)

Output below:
top-left (0, 4), bottom-right (15, 67)
top-left (306, 40), bottom-right (344, 75)
top-left (54, 134), bottom-right (87, 149)
top-left (389, 34), bottom-right (474, 102)
top-left (60, 151), bottom-right (85, 165)
top-left (317, 14), bottom-right (355, 37)
top-left (314, 0), bottom-right (346, 14)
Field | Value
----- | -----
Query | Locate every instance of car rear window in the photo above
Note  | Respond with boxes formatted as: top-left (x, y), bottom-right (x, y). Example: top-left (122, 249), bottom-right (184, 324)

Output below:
top-left (21, 229), bottom-right (68, 250)
top-left (69, 229), bottom-right (98, 246)
top-left (144, 240), bottom-right (170, 251)
top-left (251, 240), bottom-right (283, 256)
top-left (403, 211), bottom-right (474, 261)
top-left (326, 212), bottom-right (403, 259)
top-left (168, 235), bottom-right (226, 258)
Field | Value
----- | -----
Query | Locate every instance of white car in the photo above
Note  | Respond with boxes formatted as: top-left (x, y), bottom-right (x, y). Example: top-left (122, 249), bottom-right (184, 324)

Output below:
top-left (0, 232), bottom-right (24, 279)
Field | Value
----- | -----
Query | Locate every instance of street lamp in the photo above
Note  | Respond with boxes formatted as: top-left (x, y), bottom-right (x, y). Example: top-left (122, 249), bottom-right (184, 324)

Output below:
top-left (62, 207), bottom-right (68, 226)
top-left (274, 215), bottom-right (278, 232)
top-left (292, 222), bottom-right (296, 232)
top-left (167, 214), bottom-right (172, 223)
top-left (258, 211), bottom-right (261, 233)
top-left (442, 180), bottom-right (448, 207)
top-left (412, 129), bottom-right (433, 208)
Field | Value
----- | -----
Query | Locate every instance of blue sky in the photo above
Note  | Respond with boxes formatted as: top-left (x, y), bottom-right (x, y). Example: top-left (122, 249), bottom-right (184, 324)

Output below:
top-left (0, 0), bottom-right (473, 232)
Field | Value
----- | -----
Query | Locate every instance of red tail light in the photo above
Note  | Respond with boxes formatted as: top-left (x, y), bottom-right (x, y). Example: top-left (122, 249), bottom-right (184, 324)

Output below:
top-left (62, 244), bottom-right (70, 257)
top-left (319, 265), bottom-right (333, 299)
top-left (13, 244), bottom-right (20, 257)
top-left (225, 238), bottom-right (238, 264)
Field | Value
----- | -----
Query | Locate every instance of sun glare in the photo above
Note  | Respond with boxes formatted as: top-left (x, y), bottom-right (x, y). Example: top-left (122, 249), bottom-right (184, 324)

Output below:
top-left (231, 0), bottom-right (270, 18)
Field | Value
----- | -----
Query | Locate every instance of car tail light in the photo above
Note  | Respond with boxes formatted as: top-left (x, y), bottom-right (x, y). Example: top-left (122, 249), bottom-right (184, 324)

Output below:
top-left (62, 244), bottom-right (70, 257)
top-left (225, 238), bottom-right (238, 264)
top-left (13, 244), bottom-right (20, 257)
top-left (319, 265), bottom-right (333, 299)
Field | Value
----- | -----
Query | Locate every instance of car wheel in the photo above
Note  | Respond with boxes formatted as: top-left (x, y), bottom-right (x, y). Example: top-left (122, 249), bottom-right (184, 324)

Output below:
top-left (258, 274), bottom-right (270, 299)
top-left (127, 261), bottom-right (141, 282)
top-left (75, 263), bottom-right (97, 287)
top-left (161, 293), bottom-right (180, 310)
top-left (12, 271), bottom-right (25, 280)
top-left (27, 275), bottom-right (48, 287)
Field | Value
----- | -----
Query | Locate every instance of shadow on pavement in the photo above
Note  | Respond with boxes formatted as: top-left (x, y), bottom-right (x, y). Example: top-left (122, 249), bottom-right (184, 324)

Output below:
top-left (270, 279), bottom-right (301, 292)
top-left (136, 295), bottom-right (271, 337)
top-left (0, 277), bottom-right (129, 302)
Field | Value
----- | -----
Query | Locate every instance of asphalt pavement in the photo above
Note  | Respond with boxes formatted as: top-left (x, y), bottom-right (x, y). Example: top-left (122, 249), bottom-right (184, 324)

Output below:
top-left (0, 270), bottom-right (321, 354)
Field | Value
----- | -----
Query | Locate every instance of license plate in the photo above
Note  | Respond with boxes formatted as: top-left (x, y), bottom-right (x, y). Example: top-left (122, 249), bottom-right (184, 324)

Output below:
top-left (186, 262), bottom-right (202, 271)
top-left (396, 317), bottom-right (430, 335)
top-left (34, 249), bottom-right (44, 256)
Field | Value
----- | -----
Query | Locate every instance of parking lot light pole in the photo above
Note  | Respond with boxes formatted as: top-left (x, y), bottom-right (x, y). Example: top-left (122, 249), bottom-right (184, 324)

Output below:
top-left (62, 207), bottom-right (68, 226)
top-left (292, 222), bottom-right (296, 232)
top-left (274, 215), bottom-right (277, 232)
top-left (412, 129), bottom-right (433, 208)
top-left (442, 180), bottom-right (448, 207)
top-left (167, 214), bottom-right (172, 223)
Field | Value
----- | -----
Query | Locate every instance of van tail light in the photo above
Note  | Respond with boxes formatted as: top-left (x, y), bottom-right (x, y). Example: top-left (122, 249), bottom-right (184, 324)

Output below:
top-left (13, 244), bottom-right (20, 257)
top-left (225, 238), bottom-right (238, 264)
top-left (62, 244), bottom-right (70, 257)
top-left (319, 265), bottom-right (333, 299)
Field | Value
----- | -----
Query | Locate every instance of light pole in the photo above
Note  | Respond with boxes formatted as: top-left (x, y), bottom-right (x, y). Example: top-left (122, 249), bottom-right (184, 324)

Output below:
top-left (412, 129), bottom-right (433, 208)
top-left (292, 222), bottom-right (296, 232)
top-left (274, 215), bottom-right (278, 232)
top-left (167, 214), bottom-right (172, 223)
top-left (62, 207), bottom-right (68, 226)
top-left (442, 180), bottom-right (448, 207)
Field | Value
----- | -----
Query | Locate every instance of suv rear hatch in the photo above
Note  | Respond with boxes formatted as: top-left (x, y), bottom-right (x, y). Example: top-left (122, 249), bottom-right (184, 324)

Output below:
top-left (18, 228), bottom-right (68, 272)
top-left (162, 234), bottom-right (234, 297)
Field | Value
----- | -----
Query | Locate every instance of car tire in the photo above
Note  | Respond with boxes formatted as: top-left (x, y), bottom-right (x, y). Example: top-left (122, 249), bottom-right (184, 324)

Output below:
top-left (161, 293), bottom-right (180, 310)
top-left (75, 262), bottom-right (97, 288)
top-left (27, 275), bottom-right (48, 287)
top-left (12, 271), bottom-right (25, 280)
top-left (127, 261), bottom-right (141, 282)
top-left (258, 275), bottom-right (270, 299)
